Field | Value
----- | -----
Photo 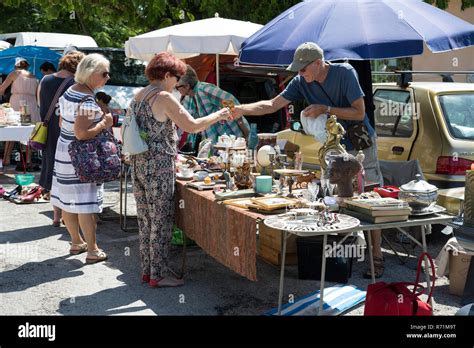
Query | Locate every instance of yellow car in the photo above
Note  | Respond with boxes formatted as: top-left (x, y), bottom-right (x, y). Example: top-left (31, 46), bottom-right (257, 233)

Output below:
top-left (277, 82), bottom-right (474, 188)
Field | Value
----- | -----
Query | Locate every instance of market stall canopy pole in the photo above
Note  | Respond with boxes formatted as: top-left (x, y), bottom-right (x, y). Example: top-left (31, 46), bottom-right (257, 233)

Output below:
top-left (239, 0), bottom-right (474, 65)
top-left (125, 13), bottom-right (263, 86)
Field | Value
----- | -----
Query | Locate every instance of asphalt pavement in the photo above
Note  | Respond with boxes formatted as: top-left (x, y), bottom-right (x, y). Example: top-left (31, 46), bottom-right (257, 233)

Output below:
top-left (0, 170), bottom-right (465, 316)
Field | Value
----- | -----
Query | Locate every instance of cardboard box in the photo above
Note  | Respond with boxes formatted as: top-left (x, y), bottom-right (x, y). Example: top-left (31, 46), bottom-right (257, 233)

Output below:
top-left (449, 251), bottom-right (472, 296)
top-left (437, 187), bottom-right (464, 215)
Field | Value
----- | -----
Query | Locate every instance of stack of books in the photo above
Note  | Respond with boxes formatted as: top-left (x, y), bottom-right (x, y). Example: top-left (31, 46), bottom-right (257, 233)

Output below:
top-left (343, 198), bottom-right (412, 223)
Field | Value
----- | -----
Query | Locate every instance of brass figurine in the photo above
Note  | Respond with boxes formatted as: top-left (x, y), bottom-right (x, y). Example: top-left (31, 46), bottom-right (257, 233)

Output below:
top-left (318, 115), bottom-right (347, 171)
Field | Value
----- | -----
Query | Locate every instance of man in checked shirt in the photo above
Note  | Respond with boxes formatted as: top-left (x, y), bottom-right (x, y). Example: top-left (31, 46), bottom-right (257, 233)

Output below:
top-left (176, 64), bottom-right (250, 150)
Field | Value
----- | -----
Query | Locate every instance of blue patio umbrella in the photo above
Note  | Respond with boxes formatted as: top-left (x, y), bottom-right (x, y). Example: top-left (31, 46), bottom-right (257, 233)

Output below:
top-left (0, 45), bottom-right (62, 79)
top-left (239, 0), bottom-right (474, 65)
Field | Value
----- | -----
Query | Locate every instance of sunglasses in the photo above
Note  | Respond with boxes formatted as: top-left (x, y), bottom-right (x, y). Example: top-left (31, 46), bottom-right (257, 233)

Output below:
top-left (298, 61), bottom-right (314, 74)
top-left (102, 71), bottom-right (111, 78)
top-left (175, 84), bottom-right (186, 90)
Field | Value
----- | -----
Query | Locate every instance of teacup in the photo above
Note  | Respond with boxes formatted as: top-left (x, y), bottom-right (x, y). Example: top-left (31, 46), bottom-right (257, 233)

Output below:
top-left (180, 165), bottom-right (193, 178)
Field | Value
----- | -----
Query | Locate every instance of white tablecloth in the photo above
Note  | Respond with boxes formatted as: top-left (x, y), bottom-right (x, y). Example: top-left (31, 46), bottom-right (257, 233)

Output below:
top-left (0, 125), bottom-right (35, 144)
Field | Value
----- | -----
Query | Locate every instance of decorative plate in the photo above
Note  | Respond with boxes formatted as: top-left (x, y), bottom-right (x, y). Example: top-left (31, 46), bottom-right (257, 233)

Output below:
top-left (264, 213), bottom-right (360, 234)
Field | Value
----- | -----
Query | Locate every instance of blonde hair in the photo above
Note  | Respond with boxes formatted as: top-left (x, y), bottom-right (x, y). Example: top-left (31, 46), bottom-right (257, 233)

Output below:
top-left (74, 53), bottom-right (109, 84)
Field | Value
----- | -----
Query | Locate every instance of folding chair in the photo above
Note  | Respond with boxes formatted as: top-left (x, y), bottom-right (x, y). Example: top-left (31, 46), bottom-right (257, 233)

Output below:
top-left (378, 159), bottom-right (430, 264)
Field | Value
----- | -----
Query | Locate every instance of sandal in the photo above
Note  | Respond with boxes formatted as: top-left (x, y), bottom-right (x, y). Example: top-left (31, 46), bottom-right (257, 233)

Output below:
top-left (149, 277), bottom-right (184, 288)
top-left (85, 249), bottom-right (108, 264)
top-left (149, 267), bottom-right (184, 287)
top-left (69, 242), bottom-right (88, 255)
top-left (363, 256), bottom-right (385, 279)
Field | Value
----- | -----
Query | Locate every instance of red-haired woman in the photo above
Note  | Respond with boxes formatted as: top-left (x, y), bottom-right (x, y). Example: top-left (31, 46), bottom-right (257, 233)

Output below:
top-left (129, 52), bottom-right (232, 287)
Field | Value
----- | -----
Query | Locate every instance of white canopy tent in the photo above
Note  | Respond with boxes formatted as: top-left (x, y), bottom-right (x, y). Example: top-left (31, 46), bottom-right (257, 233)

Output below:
top-left (125, 14), bottom-right (263, 86)
top-left (0, 40), bottom-right (11, 51)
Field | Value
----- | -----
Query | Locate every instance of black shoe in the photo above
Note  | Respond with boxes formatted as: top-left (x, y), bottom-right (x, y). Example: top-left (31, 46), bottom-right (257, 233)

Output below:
top-left (2, 185), bottom-right (22, 199)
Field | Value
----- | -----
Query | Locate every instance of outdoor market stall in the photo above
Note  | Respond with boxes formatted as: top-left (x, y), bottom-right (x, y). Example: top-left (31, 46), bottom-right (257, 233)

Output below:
top-left (168, 117), bottom-right (459, 315)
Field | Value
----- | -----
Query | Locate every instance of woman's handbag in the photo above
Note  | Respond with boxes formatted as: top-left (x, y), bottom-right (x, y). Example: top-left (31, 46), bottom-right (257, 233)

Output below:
top-left (364, 252), bottom-right (435, 316)
top-left (29, 76), bottom-right (73, 150)
top-left (69, 129), bottom-right (121, 184)
top-left (121, 86), bottom-right (161, 156)
top-left (68, 96), bottom-right (121, 184)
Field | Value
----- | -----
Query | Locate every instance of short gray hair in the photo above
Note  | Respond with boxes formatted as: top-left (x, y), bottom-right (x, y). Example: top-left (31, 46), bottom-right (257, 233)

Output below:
top-left (179, 64), bottom-right (199, 88)
top-left (75, 53), bottom-right (110, 84)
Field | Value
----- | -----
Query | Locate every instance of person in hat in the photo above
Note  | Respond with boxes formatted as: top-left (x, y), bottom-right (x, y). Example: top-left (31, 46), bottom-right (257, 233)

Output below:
top-left (0, 57), bottom-right (40, 168)
top-left (176, 64), bottom-right (250, 149)
top-left (232, 42), bottom-right (385, 278)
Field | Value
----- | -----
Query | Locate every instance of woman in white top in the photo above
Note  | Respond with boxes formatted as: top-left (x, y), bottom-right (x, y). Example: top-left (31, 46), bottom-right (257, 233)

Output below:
top-left (51, 53), bottom-right (113, 264)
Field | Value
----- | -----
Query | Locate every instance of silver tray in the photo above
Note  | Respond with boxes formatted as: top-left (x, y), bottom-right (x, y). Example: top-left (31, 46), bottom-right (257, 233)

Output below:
top-left (410, 204), bottom-right (447, 216)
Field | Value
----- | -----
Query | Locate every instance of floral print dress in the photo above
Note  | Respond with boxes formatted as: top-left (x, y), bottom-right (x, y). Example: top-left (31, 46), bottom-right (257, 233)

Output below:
top-left (130, 88), bottom-right (178, 280)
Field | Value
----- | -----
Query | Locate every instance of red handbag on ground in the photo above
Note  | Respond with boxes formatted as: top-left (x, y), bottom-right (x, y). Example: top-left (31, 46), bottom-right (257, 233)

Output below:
top-left (364, 252), bottom-right (435, 316)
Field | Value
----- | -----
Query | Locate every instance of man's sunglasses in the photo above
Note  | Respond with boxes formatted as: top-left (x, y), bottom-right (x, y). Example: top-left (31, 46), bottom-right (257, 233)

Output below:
top-left (102, 71), bottom-right (111, 78)
top-left (175, 84), bottom-right (186, 90)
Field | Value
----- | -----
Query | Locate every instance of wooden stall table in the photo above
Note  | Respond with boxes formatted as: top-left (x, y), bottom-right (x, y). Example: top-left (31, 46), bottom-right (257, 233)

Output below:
top-left (174, 180), bottom-right (273, 281)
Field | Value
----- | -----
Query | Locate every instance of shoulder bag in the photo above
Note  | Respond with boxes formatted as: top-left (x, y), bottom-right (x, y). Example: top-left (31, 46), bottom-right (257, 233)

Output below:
top-left (316, 81), bottom-right (373, 151)
top-left (29, 76), bottom-right (73, 150)
top-left (121, 86), bottom-right (161, 156)
top-left (68, 95), bottom-right (121, 184)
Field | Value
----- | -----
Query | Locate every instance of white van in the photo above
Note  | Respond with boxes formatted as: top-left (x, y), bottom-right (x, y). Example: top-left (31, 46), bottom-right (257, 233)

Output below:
top-left (0, 32), bottom-right (98, 48)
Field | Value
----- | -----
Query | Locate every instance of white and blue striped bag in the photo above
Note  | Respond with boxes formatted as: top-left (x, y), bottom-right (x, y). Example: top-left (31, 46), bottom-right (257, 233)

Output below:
top-left (266, 284), bottom-right (366, 316)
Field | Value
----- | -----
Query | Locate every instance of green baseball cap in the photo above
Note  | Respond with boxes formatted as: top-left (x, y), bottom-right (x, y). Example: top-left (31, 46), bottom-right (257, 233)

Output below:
top-left (286, 42), bottom-right (324, 72)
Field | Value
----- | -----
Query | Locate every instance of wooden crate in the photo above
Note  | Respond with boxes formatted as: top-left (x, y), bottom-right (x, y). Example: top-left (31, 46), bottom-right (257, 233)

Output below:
top-left (257, 221), bottom-right (298, 265)
top-left (257, 243), bottom-right (298, 266)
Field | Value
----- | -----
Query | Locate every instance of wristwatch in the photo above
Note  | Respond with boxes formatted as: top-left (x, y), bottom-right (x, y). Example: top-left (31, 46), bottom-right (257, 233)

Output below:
top-left (326, 105), bottom-right (331, 115)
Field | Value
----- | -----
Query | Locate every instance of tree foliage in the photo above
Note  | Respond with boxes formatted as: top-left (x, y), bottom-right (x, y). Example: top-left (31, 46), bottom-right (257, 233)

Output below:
top-left (0, 0), bottom-right (300, 47)
top-left (0, 0), bottom-right (471, 48)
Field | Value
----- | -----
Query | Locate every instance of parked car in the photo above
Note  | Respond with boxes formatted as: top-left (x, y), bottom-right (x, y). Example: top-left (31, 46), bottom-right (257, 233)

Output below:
top-left (277, 81), bottom-right (474, 188)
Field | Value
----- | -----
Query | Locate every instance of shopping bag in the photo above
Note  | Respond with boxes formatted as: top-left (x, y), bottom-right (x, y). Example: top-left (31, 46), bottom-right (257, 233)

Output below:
top-left (364, 252), bottom-right (435, 316)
